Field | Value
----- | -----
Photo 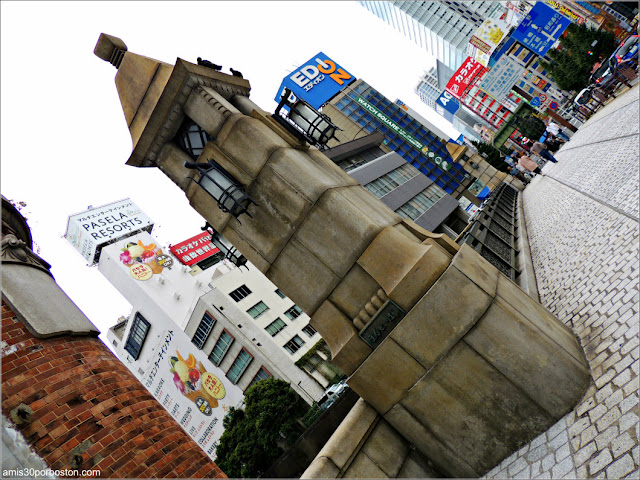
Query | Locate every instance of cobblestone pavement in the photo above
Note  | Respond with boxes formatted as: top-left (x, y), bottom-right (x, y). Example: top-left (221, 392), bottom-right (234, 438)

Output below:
top-left (485, 86), bottom-right (639, 479)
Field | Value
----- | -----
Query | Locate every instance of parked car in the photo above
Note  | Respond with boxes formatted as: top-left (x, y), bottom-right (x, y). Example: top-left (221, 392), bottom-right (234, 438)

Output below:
top-left (608, 33), bottom-right (639, 69)
top-left (318, 380), bottom-right (349, 410)
top-left (573, 85), bottom-right (595, 106)
top-left (589, 61), bottom-right (616, 89)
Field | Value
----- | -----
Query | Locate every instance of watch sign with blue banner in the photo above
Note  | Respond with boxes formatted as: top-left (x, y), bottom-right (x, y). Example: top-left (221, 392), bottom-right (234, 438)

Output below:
top-left (274, 52), bottom-right (355, 109)
top-left (511, 3), bottom-right (571, 56)
top-left (435, 91), bottom-right (460, 121)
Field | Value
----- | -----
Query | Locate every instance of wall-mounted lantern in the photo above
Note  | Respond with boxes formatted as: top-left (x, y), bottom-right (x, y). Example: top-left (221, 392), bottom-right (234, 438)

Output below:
top-left (185, 160), bottom-right (256, 222)
top-left (202, 223), bottom-right (248, 270)
top-left (273, 87), bottom-right (339, 149)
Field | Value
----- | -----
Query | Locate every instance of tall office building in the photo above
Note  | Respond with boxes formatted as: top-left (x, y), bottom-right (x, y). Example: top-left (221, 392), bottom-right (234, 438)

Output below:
top-left (415, 66), bottom-right (440, 108)
top-left (359, 1), bottom-right (499, 70)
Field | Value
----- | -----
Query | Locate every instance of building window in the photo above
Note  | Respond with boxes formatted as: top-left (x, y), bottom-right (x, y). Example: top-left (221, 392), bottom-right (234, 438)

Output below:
top-left (275, 289), bottom-right (286, 299)
top-left (283, 335), bottom-right (306, 355)
top-left (229, 285), bottom-right (252, 302)
top-left (124, 313), bottom-right (150, 360)
top-left (174, 117), bottom-right (213, 160)
top-left (395, 184), bottom-right (446, 220)
top-left (227, 349), bottom-right (253, 384)
top-left (302, 324), bottom-right (317, 338)
top-left (247, 301), bottom-right (269, 319)
top-left (284, 305), bottom-right (303, 321)
top-left (247, 367), bottom-right (273, 390)
top-left (364, 163), bottom-right (419, 198)
top-left (192, 312), bottom-right (216, 349)
top-left (265, 318), bottom-right (287, 337)
top-left (208, 330), bottom-right (234, 366)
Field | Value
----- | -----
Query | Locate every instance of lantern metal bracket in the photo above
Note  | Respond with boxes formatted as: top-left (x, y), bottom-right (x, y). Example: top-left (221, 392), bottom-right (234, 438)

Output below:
top-left (272, 87), bottom-right (340, 150)
top-left (184, 159), bottom-right (258, 224)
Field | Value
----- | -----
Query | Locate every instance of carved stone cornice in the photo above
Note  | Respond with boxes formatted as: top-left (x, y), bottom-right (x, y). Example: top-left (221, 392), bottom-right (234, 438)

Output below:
top-left (127, 59), bottom-right (252, 168)
top-left (1, 234), bottom-right (52, 276)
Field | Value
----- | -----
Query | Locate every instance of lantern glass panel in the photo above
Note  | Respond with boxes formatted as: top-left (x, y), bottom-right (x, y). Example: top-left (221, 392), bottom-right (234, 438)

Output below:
top-left (199, 168), bottom-right (251, 216)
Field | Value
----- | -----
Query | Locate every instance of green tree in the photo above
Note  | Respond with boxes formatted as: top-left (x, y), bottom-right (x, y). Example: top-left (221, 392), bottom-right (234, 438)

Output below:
top-left (540, 23), bottom-right (617, 91)
top-left (215, 378), bottom-right (309, 478)
top-left (471, 140), bottom-right (510, 173)
top-left (515, 115), bottom-right (546, 141)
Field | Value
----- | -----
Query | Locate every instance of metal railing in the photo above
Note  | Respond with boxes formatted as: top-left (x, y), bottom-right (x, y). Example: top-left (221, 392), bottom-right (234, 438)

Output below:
top-left (460, 183), bottom-right (520, 280)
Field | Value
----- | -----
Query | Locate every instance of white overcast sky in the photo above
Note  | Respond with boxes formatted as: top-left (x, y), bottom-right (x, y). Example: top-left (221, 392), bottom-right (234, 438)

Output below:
top-left (1, 1), bottom-right (460, 343)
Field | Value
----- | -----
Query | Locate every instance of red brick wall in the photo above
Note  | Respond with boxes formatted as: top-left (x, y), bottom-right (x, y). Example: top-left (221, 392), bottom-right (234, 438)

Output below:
top-left (1, 301), bottom-right (226, 478)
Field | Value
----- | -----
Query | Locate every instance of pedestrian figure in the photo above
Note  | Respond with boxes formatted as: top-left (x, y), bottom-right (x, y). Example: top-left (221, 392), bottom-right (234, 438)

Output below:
top-left (530, 141), bottom-right (558, 163)
top-left (545, 137), bottom-right (563, 152)
top-left (545, 120), bottom-right (570, 142)
top-left (518, 153), bottom-right (544, 176)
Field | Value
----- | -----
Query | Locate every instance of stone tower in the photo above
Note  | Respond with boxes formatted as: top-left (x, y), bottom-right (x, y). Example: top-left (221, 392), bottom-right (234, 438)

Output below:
top-left (95, 33), bottom-right (591, 476)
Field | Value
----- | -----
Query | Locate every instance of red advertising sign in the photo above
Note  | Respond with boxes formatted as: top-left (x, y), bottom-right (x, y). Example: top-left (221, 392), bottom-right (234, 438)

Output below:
top-left (169, 232), bottom-right (220, 266)
top-left (446, 57), bottom-right (487, 99)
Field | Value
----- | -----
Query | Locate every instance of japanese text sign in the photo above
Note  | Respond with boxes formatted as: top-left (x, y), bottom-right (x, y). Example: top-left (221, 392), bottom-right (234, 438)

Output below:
top-left (478, 56), bottom-right (526, 102)
top-left (169, 232), bottom-right (220, 266)
top-left (446, 57), bottom-right (487, 99)
top-left (511, 2), bottom-right (572, 56)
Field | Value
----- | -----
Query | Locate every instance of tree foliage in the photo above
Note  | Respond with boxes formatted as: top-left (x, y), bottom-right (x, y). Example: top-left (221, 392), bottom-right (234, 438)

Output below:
top-left (215, 378), bottom-right (309, 478)
top-left (471, 140), bottom-right (510, 173)
top-left (540, 23), bottom-right (617, 91)
top-left (515, 115), bottom-right (546, 141)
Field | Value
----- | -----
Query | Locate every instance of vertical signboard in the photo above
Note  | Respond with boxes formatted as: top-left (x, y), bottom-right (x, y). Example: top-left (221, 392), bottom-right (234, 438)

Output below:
top-left (141, 327), bottom-right (245, 460)
top-left (274, 52), bottom-right (355, 109)
top-left (511, 2), bottom-right (572, 56)
top-left (467, 18), bottom-right (511, 66)
top-left (445, 57), bottom-right (487, 99)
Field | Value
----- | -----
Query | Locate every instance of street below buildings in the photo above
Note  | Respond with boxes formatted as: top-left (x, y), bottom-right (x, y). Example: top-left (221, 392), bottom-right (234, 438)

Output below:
top-left (486, 85), bottom-right (639, 478)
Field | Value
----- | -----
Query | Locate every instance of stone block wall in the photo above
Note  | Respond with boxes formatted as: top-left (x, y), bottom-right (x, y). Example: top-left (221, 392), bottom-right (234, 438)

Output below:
top-left (302, 399), bottom-right (442, 478)
top-left (1, 301), bottom-right (226, 478)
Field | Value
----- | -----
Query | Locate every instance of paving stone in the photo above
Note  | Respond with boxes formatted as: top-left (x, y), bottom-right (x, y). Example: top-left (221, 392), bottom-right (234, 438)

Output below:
top-left (527, 444), bottom-right (549, 463)
top-left (612, 433), bottom-right (636, 458)
top-left (555, 443), bottom-right (571, 462)
top-left (595, 406), bottom-right (621, 431)
top-left (541, 452), bottom-right (556, 473)
top-left (576, 464), bottom-right (588, 479)
top-left (551, 456), bottom-right (574, 479)
top-left (548, 430), bottom-right (569, 450)
top-left (507, 457), bottom-right (528, 477)
top-left (619, 411), bottom-right (639, 434)
top-left (619, 394), bottom-right (638, 414)
top-left (574, 442), bottom-right (597, 467)
top-left (589, 449), bottom-right (613, 475)
top-left (606, 454), bottom-right (635, 478)
top-left (530, 460), bottom-right (542, 478)
top-left (588, 404), bottom-right (608, 423)
top-left (513, 465), bottom-right (531, 479)
top-left (604, 388), bottom-right (624, 409)
top-left (595, 425), bottom-right (619, 450)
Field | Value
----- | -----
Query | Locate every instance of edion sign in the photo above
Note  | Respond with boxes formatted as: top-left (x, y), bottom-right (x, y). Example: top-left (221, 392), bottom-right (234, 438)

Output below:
top-left (274, 52), bottom-right (355, 109)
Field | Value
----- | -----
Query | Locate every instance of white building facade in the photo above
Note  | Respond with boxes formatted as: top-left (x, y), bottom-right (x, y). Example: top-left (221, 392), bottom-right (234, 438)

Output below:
top-left (100, 230), bottom-right (329, 406)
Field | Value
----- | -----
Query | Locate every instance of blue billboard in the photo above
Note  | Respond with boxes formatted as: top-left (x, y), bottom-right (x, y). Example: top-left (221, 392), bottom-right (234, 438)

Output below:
top-left (274, 52), bottom-right (356, 109)
top-left (511, 3), bottom-right (571, 56)
top-left (434, 91), bottom-right (460, 122)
